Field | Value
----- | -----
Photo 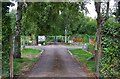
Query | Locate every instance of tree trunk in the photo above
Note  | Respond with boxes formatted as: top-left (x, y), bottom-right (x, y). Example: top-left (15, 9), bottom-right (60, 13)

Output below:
top-left (94, 2), bottom-right (101, 78)
top-left (95, 24), bottom-right (102, 78)
top-left (9, 35), bottom-right (13, 78)
top-left (14, 35), bottom-right (21, 58)
top-left (14, 2), bottom-right (23, 58)
top-left (65, 27), bottom-right (67, 43)
top-left (35, 35), bottom-right (38, 45)
top-left (117, 1), bottom-right (120, 23)
top-left (94, 2), bottom-right (110, 78)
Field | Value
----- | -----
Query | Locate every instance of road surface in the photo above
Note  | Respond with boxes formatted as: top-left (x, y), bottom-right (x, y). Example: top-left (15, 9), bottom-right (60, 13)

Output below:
top-left (20, 45), bottom-right (91, 79)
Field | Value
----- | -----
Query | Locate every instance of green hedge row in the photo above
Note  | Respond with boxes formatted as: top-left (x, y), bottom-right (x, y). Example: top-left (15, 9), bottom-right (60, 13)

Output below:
top-left (100, 18), bottom-right (120, 78)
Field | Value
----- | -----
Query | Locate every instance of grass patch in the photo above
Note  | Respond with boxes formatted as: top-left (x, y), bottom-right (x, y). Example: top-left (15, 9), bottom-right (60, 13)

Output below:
top-left (0, 52), bottom-right (2, 60)
top-left (14, 48), bottom-right (41, 75)
top-left (64, 43), bottom-right (74, 46)
top-left (70, 48), bottom-right (95, 72)
top-left (0, 52), bottom-right (1, 76)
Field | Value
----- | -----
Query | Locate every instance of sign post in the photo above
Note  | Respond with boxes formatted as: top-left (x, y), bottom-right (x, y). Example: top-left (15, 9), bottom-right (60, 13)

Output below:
top-left (38, 36), bottom-right (46, 46)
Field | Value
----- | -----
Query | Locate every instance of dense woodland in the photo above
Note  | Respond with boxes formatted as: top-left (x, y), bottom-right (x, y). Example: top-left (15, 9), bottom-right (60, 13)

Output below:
top-left (1, 1), bottom-right (120, 78)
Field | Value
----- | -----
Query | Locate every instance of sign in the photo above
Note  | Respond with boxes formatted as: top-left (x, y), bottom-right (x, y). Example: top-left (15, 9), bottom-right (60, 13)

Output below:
top-left (38, 36), bottom-right (46, 42)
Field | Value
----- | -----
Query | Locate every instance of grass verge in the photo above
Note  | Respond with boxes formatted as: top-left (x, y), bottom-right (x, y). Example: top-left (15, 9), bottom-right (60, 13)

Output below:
top-left (14, 48), bottom-right (41, 75)
top-left (64, 43), bottom-right (74, 46)
top-left (0, 52), bottom-right (2, 76)
top-left (70, 48), bottom-right (95, 72)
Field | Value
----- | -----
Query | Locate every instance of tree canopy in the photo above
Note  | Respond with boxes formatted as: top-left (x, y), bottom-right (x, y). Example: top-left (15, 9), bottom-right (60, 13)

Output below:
top-left (21, 2), bottom-right (97, 36)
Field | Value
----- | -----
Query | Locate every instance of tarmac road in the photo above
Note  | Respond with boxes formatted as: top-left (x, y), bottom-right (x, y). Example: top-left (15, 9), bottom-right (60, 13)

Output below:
top-left (22, 45), bottom-right (89, 79)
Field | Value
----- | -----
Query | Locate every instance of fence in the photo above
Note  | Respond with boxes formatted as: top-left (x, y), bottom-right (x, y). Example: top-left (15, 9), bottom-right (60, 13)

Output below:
top-left (68, 34), bottom-right (96, 54)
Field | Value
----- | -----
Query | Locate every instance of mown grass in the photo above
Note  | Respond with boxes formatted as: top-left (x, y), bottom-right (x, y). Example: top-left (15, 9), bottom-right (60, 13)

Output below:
top-left (0, 52), bottom-right (2, 76)
top-left (70, 49), bottom-right (95, 72)
top-left (14, 48), bottom-right (41, 75)
top-left (64, 43), bottom-right (74, 46)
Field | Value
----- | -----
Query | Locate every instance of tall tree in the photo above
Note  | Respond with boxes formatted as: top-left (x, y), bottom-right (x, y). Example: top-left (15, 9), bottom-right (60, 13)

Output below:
top-left (14, 2), bottom-right (24, 58)
top-left (116, 1), bottom-right (120, 23)
top-left (2, 2), bottom-right (12, 77)
top-left (94, 1), bottom-right (110, 77)
top-left (21, 2), bottom-right (81, 36)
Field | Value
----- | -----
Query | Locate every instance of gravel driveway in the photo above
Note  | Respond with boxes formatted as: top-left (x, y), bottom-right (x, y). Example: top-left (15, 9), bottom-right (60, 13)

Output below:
top-left (21, 45), bottom-right (90, 79)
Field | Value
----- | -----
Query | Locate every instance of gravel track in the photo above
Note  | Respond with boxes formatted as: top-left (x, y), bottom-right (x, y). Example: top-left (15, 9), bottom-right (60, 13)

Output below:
top-left (20, 45), bottom-right (90, 79)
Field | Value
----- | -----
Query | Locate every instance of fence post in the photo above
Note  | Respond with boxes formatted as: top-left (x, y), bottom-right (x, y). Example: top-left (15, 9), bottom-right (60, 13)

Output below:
top-left (10, 35), bottom-right (13, 79)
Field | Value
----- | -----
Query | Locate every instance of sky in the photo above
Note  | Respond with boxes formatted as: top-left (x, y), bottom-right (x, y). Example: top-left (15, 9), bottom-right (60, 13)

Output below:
top-left (86, 0), bottom-right (115, 18)
top-left (86, 1), bottom-right (97, 18)
top-left (9, 0), bottom-right (115, 19)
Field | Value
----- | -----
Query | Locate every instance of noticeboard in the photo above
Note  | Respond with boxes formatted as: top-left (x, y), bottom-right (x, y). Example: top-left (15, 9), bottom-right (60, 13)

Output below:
top-left (38, 36), bottom-right (46, 41)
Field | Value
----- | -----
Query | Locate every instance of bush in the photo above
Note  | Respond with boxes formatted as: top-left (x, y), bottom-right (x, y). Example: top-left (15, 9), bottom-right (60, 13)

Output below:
top-left (87, 43), bottom-right (95, 54)
top-left (100, 18), bottom-right (120, 78)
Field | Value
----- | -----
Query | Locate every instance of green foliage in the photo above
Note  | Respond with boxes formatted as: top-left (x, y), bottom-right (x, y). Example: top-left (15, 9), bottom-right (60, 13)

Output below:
top-left (14, 48), bottom-right (41, 75)
top-left (70, 49), bottom-right (95, 71)
top-left (46, 36), bottom-right (54, 42)
top-left (21, 2), bottom-right (63, 35)
top-left (76, 17), bottom-right (97, 35)
top-left (21, 2), bottom-right (97, 36)
top-left (100, 17), bottom-right (120, 78)
top-left (2, 2), bottom-right (11, 77)
top-left (21, 48), bottom-right (41, 54)
top-left (8, 9), bottom-right (16, 35)
top-left (57, 37), bottom-right (64, 42)
top-left (87, 43), bottom-right (95, 53)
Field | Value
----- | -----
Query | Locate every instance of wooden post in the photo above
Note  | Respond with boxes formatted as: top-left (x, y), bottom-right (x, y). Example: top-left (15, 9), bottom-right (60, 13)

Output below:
top-left (65, 27), bottom-right (67, 43)
top-left (9, 35), bottom-right (13, 79)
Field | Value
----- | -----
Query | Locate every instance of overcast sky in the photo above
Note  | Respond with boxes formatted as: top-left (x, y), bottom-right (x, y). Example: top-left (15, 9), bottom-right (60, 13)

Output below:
top-left (86, 1), bottom-right (97, 18)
